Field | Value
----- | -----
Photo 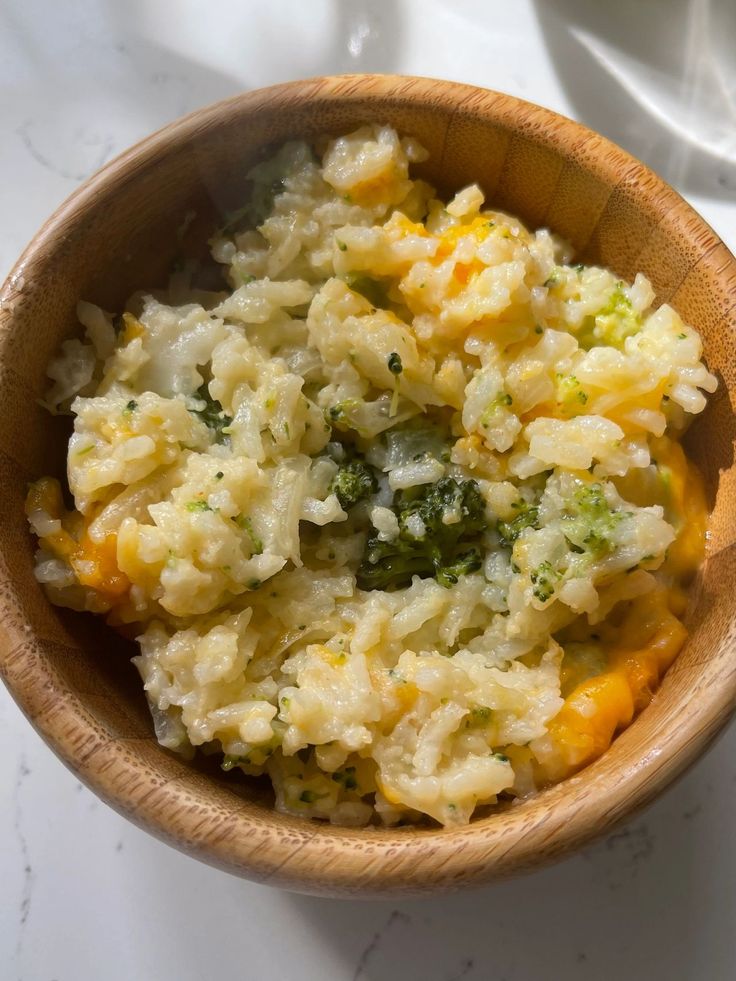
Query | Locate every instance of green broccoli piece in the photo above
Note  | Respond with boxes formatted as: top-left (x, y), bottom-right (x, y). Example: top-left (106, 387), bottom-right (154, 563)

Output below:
top-left (562, 482), bottom-right (627, 556)
top-left (232, 514), bottom-right (263, 554)
top-left (357, 477), bottom-right (487, 591)
top-left (185, 500), bottom-right (212, 513)
top-left (330, 460), bottom-right (378, 511)
top-left (345, 275), bottom-right (391, 309)
top-left (555, 374), bottom-right (589, 415)
top-left (325, 399), bottom-right (363, 430)
top-left (479, 391), bottom-right (513, 431)
top-left (577, 283), bottom-right (640, 350)
top-left (331, 766), bottom-right (358, 791)
top-left (299, 788), bottom-right (330, 804)
top-left (191, 384), bottom-right (232, 444)
top-left (465, 706), bottom-right (492, 728)
top-left (434, 548), bottom-right (484, 587)
top-left (497, 502), bottom-right (540, 548)
top-left (530, 559), bottom-right (560, 602)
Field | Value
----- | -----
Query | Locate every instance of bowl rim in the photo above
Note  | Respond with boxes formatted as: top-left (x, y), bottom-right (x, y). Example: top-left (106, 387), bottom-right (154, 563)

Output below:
top-left (2, 73), bottom-right (735, 897)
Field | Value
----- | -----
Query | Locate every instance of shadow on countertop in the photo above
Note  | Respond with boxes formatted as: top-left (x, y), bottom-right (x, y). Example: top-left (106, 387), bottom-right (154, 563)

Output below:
top-left (286, 717), bottom-right (736, 981)
top-left (530, 0), bottom-right (736, 203)
top-left (2, 0), bottom-right (406, 187)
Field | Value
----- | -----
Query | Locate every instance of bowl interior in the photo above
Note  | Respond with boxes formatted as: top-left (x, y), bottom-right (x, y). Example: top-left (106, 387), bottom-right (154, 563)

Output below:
top-left (1, 76), bottom-right (735, 896)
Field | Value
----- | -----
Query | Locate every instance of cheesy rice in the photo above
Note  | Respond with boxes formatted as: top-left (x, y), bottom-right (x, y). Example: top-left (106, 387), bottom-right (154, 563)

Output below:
top-left (26, 125), bottom-right (716, 826)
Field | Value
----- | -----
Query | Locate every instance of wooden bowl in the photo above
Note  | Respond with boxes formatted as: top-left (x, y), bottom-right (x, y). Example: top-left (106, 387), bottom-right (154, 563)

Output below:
top-left (1, 75), bottom-right (735, 898)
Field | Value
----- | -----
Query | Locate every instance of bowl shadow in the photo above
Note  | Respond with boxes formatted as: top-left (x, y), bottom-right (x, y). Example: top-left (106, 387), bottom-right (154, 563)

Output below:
top-left (531, 0), bottom-right (736, 202)
top-left (282, 750), bottom-right (724, 980)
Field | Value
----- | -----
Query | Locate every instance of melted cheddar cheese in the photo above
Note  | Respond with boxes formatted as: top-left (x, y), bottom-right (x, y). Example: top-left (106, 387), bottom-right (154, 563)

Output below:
top-left (537, 445), bottom-right (707, 784)
top-left (26, 477), bottom-right (129, 606)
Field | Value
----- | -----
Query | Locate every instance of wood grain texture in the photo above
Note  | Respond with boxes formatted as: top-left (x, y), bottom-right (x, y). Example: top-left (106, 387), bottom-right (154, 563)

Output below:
top-left (1, 74), bottom-right (735, 897)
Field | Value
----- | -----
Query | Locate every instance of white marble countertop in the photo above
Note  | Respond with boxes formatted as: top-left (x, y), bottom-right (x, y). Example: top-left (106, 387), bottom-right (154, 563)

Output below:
top-left (2, 2), bottom-right (735, 979)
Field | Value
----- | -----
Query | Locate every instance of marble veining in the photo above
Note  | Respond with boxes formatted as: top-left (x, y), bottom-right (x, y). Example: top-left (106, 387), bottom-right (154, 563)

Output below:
top-left (12, 754), bottom-right (33, 971)
top-left (16, 121), bottom-right (115, 184)
top-left (352, 911), bottom-right (412, 981)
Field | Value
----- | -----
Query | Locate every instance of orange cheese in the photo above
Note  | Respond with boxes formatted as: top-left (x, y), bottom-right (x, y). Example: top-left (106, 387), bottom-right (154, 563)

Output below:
top-left (540, 588), bottom-right (690, 782)
top-left (434, 215), bottom-right (494, 258)
top-left (604, 379), bottom-right (669, 433)
top-left (541, 672), bottom-right (635, 781)
top-left (25, 477), bottom-right (129, 605)
top-left (121, 312), bottom-right (144, 343)
top-left (608, 589), bottom-right (687, 709)
top-left (539, 440), bottom-right (707, 781)
top-left (655, 435), bottom-right (708, 580)
top-left (433, 216), bottom-right (500, 289)
top-left (72, 530), bottom-right (130, 601)
top-left (25, 477), bottom-right (79, 560)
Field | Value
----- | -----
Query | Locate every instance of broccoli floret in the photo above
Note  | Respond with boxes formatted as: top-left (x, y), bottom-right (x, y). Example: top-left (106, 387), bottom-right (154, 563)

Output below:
top-left (330, 460), bottom-right (378, 510)
top-left (530, 559), bottom-right (560, 602)
top-left (357, 477), bottom-right (487, 591)
top-left (345, 275), bottom-right (391, 309)
top-left (497, 502), bottom-right (540, 548)
top-left (191, 384), bottom-right (232, 444)
top-left (518, 482), bottom-right (633, 604)
top-left (555, 374), bottom-right (589, 415)
top-left (434, 547), bottom-right (483, 587)
top-left (185, 500), bottom-right (212, 512)
top-left (577, 283), bottom-right (640, 350)
top-left (562, 482), bottom-right (627, 556)
top-left (479, 391), bottom-right (513, 431)
top-left (402, 476), bottom-right (486, 531)
top-left (464, 706), bottom-right (492, 728)
top-left (325, 399), bottom-right (363, 430)
top-left (232, 514), bottom-right (263, 554)
top-left (331, 766), bottom-right (359, 791)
